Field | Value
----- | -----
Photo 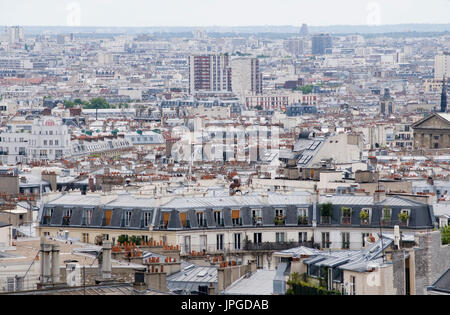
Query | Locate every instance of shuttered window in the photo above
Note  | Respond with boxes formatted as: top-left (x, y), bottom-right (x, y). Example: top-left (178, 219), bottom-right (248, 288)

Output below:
top-left (163, 212), bottom-right (170, 224)
top-left (104, 210), bottom-right (112, 226)
top-left (232, 210), bottom-right (240, 219)
top-left (180, 212), bottom-right (187, 227)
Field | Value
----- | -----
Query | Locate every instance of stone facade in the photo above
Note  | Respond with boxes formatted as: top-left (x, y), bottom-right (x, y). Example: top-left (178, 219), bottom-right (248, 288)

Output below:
top-left (412, 113), bottom-right (450, 149)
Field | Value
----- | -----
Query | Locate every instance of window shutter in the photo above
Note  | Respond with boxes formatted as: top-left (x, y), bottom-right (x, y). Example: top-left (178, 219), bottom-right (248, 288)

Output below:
top-left (232, 210), bottom-right (240, 219)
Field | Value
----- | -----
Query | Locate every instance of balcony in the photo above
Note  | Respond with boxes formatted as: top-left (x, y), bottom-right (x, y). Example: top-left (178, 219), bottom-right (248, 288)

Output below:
top-left (243, 241), bottom-right (318, 251)
top-left (298, 216), bottom-right (309, 225)
top-left (62, 216), bottom-right (71, 226)
top-left (274, 216), bottom-right (286, 226)
top-left (381, 218), bottom-right (391, 226)
top-left (253, 217), bottom-right (263, 226)
top-left (341, 217), bottom-right (351, 225)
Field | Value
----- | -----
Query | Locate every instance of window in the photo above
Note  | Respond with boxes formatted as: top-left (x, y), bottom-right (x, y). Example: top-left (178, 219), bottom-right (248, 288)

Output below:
top-left (214, 211), bottom-right (223, 226)
top-left (299, 232), bottom-right (308, 243)
top-left (143, 212), bottom-right (151, 227)
top-left (102, 234), bottom-right (109, 241)
top-left (217, 234), bottom-right (224, 251)
top-left (124, 211), bottom-right (132, 226)
top-left (382, 208), bottom-right (391, 225)
top-left (232, 209), bottom-right (241, 226)
top-left (276, 232), bottom-right (285, 243)
top-left (82, 233), bottom-right (89, 243)
top-left (322, 232), bottom-right (330, 248)
top-left (362, 233), bottom-right (370, 247)
top-left (200, 235), bottom-right (207, 252)
top-left (184, 236), bottom-right (191, 254)
top-left (104, 210), bottom-right (112, 226)
top-left (342, 232), bottom-right (350, 249)
top-left (234, 233), bottom-right (241, 250)
top-left (254, 232), bottom-right (262, 244)
top-left (298, 208), bottom-right (308, 224)
top-left (351, 276), bottom-right (356, 295)
top-left (197, 211), bottom-right (205, 227)
top-left (360, 208), bottom-right (371, 224)
top-left (85, 209), bottom-right (92, 225)
top-left (252, 209), bottom-right (262, 223)
top-left (275, 208), bottom-right (285, 217)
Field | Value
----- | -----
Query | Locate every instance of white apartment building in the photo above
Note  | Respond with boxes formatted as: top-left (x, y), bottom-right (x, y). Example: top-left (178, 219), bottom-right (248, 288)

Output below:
top-left (231, 58), bottom-right (262, 96)
top-left (435, 52), bottom-right (450, 80)
top-left (0, 117), bottom-right (72, 165)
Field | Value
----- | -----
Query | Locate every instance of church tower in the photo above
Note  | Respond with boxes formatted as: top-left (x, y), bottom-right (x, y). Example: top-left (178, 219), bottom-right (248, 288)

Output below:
top-left (441, 77), bottom-right (447, 113)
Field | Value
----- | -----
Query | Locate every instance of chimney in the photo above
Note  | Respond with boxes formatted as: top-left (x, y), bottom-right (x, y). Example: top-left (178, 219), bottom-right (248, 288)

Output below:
top-left (146, 269), bottom-right (168, 292)
top-left (373, 190), bottom-right (386, 203)
top-left (133, 268), bottom-right (147, 294)
top-left (51, 244), bottom-right (60, 284)
top-left (101, 240), bottom-right (112, 280)
top-left (40, 237), bottom-right (52, 285)
top-left (394, 225), bottom-right (401, 250)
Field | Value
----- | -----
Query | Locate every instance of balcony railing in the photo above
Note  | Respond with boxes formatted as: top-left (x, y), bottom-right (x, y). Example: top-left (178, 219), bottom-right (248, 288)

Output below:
top-left (298, 216), bottom-right (309, 225)
top-left (341, 217), bottom-right (351, 225)
top-left (243, 241), bottom-right (319, 251)
top-left (320, 216), bottom-right (331, 225)
top-left (253, 217), bottom-right (263, 226)
top-left (62, 216), bottom-right (71, 226)
top-left (381, 218), bottom-right (391, 226)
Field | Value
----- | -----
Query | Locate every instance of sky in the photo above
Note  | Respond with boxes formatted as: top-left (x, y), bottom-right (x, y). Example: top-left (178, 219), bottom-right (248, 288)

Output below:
top-left (0, 0), bottom-right (449, 27)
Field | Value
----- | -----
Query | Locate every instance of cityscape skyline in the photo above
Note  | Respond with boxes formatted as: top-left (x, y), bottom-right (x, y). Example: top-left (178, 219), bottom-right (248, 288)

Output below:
top-left (1, 0), bottom-right (450, 27)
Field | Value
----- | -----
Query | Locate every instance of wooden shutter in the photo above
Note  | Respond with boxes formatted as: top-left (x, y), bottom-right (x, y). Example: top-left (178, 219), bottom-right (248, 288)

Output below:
top-left (180, 212), bottom-right (187, 227)
top-left (232, 210), bottom-right (240, 219)
top-left (105, 210), bottom-right (112, 226)
top-left (163, 212), bottom-right (170, 224)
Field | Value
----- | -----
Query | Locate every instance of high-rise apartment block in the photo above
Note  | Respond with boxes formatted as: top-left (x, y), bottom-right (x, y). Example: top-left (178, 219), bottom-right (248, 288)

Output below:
top-left (434, 52), bottom-right (450, 80)
top-left (231, 58), bottom-right (262, 96)
top-left (312, 34), bottom-right (332, 55)
top-left (284, 39), bottom-right (304, 57)
top-left (188, 54), bottom-right (232, 95)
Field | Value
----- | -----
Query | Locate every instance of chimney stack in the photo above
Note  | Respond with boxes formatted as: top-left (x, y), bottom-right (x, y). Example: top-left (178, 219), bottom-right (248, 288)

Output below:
top-left (394, 225), bottom-right (401, 250)
top-left (40, 237), bottom-right (52, 285)
top-left (101, 240), bottom-right (112, 280)
top-left (51, 244), bottom-right (60, 284)
top-left (373, 190), bottom-right (386, 203)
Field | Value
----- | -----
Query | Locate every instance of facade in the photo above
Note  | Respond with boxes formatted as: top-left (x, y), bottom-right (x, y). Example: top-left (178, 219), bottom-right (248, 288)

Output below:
top-left (284, 39), bottom-right (304, 57)
top-left (231, 58), bottom-right (262, 96)
top-left (37, 192), bottom-right (435, 269)
top-left (411, 113), bottom-right (450, 149)
top-left (434, 52), bottom-right (450, 80)
top-left (189, 55), bottom-right (232, 95)
top-left (312, 34), bottom-right (332, 55)
top-left (286, 104), bottom-right (317, 117)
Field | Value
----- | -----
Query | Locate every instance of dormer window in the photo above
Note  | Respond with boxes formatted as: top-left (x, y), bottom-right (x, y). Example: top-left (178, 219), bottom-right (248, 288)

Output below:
top-left (298, 208), bottom-right (308, 225)
top-left (360, 208), bottom-right (371, 225)
top-left (341, 207), bottom-right (352, 225)
top-left (381, 207), bottom-right (391, 226)
top-left (196, 211), bottom-right (206, 227)
top-left (214, 210), bottom-right (223, 226)
top-left (252, 209), bottom-right (262, 225)
top-left (232, 209), bottom-right (242, 226)
top-left (398, 209), bottom-right (410, 226)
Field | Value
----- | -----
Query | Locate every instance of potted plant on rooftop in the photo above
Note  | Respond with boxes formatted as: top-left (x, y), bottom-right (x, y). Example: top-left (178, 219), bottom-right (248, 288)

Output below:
top-left (398, 212), bottom-right (410, 226)
top-left (360, 210), bottom-right (369, 225)
top-left (320, 203), bottom-right (332, 224)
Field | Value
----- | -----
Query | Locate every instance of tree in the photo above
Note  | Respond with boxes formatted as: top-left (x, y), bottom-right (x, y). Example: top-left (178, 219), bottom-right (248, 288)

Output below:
top-left (64, 100), bottom-right (76, 108)
top-left (84, 97), bottom-right (111, 109)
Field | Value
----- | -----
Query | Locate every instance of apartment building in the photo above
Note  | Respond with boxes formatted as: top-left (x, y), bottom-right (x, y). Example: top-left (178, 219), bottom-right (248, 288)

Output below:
top-left (231, 58), bottom-right (262, 96)
top-left (38, 192), bottom-right (435, 269)
top-left (188, 54), bottom-right (232, 95)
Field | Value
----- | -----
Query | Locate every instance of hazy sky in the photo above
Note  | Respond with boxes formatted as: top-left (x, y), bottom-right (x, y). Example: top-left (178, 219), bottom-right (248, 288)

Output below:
top-left (0, 0), bottom-right (449, 27)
